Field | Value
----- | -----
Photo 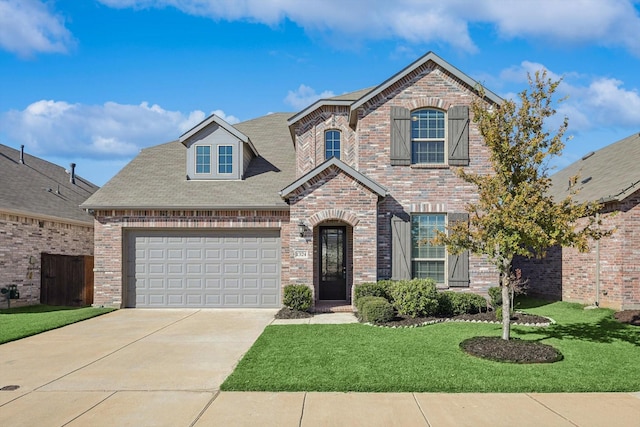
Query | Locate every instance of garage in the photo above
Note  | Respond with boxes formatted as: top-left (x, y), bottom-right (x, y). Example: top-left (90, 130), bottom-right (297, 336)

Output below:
top-left (125, 229), bottom-right (281, 308)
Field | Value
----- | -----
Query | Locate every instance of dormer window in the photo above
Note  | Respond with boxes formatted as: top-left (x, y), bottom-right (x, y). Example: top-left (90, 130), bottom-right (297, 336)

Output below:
top-left (325, 130), bottom-right (341, 160)
top-left (195, 145), bottom-right (211, 174)
top-left (218, 145), bottom-right (233, 174)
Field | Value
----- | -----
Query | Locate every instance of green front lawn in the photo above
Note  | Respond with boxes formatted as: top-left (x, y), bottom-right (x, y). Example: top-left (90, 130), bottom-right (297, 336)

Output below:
top-left (222, 299), bottom-right (640, 392)
top-left (0, 305), bottom-right (115, 344)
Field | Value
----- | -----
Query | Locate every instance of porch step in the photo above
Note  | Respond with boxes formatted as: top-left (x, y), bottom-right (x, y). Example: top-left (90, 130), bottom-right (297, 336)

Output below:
top-left (313, 302), bottom-right (354, 313)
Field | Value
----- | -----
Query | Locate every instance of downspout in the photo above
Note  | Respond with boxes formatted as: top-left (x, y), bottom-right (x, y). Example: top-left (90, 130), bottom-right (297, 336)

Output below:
top-left (595, 212), bottom-right (600, 307)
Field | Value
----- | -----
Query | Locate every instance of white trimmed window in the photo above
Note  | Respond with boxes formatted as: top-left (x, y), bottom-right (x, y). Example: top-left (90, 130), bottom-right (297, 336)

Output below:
top-left (195, 145), bottom-right (211, 174)
top-left (411, 213), bottom-right (446, 283)
top-left (411, 109), bottom-right (445, 164)
top-left (218, 145), bottom-right (233, 174)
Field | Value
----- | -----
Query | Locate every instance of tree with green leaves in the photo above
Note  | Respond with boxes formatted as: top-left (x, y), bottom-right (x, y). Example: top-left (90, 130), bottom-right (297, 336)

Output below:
top-left (435, 71), bottom-right (608, 340)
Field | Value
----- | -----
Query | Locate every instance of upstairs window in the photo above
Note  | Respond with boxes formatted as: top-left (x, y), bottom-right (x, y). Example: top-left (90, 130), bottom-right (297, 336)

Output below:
top-left (411, 109), bottom-right (445, 164)
top-left (411, 214), bottom-right (446, 283)
top-left (325, 130), bottom-right (341, 160)
top-left (195, 145), bottom-right (211, 174)
top-left (218, 145), bottom-right (233, 174)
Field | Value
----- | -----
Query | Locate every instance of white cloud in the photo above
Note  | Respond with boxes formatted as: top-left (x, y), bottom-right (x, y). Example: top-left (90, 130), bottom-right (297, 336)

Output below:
top-left (0, 0), bottom-right (75, 57)
top-left (497, 61), bottom-right (640, 132)
top-left (211, 109), bottom-right (240, 124)
top-left (284, 84), bottom-right (335, 110)
top-left (0, 100), bottom-right (239, 159)
top-left (96, 0), bottom-right (640, 55)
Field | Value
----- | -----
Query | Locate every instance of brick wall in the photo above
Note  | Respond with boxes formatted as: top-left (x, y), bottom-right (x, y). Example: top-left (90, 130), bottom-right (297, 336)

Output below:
top-left (288, 167), bottom-right (379, 304)
top-left (521, 190), bottom-right (640, 310)
top-left (0, 212), bottom-right (94, 307)
top-left (92, 209), bottom-right (290, 307)
top-left (292, 62), bottom-right (500, 295)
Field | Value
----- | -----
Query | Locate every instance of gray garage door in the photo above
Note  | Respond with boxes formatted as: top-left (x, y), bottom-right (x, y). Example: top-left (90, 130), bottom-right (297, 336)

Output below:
top-left (125, 229), bottom-right (280, 308)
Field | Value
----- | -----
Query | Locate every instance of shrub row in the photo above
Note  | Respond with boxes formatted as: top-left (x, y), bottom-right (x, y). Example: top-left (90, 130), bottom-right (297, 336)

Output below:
top-left (354, 279), bottom-right (489, 322)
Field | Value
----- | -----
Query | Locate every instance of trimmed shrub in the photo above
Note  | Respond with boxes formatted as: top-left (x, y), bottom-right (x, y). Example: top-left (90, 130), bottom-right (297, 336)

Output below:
top-left (488, 286), bottom-right (502, 308)
top-left (436, 291), bottom-right (455, 316)
top-left (451, 292), bottom-right (488, 315)
top-left (283, 284), bottom-right (312, 312)
top-left (437, 291), bottom-right (488, 316)
top-left (355, 295), bottom-right (382, 314)
top-left (354, 281), bottom-right (391, 302)
top-left (360, 297), bottom-right (395, 324)
top-left (389, 278), bottom-right (438, 318)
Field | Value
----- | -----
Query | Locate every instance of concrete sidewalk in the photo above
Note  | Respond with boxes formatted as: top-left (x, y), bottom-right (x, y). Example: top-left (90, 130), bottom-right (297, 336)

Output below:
top-left (200, 391), bottom-right (640, 427)
top-left (1, 309), bottom-right (639, 426)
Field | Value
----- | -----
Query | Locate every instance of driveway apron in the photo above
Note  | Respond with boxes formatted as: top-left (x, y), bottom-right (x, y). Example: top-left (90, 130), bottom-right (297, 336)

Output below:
top-left (0, 309), bottom-right (275, 427)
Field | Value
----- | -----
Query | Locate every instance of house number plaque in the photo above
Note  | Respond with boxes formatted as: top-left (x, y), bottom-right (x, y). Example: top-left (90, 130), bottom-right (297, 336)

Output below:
top-left (293, 250), bottom-right (308, 259)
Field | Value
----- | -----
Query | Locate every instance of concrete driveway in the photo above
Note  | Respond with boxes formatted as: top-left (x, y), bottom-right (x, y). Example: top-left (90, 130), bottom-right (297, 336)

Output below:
top-left (0, 309), bottom-right (276, 426)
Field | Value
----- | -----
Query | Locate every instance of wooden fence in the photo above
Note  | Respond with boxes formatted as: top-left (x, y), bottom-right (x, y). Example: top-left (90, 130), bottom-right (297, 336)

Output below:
top-left (40, 253), bottom-right (94, 306)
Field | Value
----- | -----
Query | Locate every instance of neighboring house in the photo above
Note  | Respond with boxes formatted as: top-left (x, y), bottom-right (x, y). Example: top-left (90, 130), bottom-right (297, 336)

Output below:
top-left (0, 144), bottom-right (98, 306)
top-left (520, 132), bottom-right (640, 310)
top-left (83, 51), bottom-right (503, 309)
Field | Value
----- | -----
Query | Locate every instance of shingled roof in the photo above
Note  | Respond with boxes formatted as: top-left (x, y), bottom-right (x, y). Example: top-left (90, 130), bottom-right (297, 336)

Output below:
top-left (550, 132), bottom-right (640, 204)
top-left (0, 144), bottom-right (98, 225)
top-left (81, 112), bottom-right (296, 210)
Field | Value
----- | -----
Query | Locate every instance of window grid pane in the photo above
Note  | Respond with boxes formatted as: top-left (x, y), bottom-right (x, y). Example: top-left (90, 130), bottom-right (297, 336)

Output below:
top-left (411, 214), bottom-right (446, 283)
top-left (218, 145), bottom-right (233, 174)
top-left (325, 130), bottom-right (341, 160)
top-left (411, 109), bottom-right (445, 164)
top-left (413, 261), bottom-right (445, 283)
top-left (196, 146), bottom-right (211, 174)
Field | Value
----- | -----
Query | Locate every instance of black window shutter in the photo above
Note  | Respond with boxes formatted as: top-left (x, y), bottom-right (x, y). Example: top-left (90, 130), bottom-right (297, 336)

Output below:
top-left (448, 106), bottom-right (470, 166)
top-left (447, 212), bottom-right (470, 287)
top-left (390, 106), bottom-right (411, 166)
top-left (391, 215), bottom-right (411, 280)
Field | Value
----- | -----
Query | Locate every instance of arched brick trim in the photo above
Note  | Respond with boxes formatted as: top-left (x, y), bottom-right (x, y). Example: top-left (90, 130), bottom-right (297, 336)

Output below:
top-left (309, 209), bottom-right (359, 227)
top-left (401, 97), bottom-right (452, 112)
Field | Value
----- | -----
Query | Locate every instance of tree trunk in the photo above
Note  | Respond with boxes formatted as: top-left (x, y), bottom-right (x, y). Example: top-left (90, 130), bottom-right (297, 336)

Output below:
top-left (501, 281), bottom-right (511, 340)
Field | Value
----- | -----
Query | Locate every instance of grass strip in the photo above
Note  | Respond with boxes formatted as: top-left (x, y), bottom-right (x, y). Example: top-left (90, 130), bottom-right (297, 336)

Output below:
top-left (0, 305), bottom-right (115, 344)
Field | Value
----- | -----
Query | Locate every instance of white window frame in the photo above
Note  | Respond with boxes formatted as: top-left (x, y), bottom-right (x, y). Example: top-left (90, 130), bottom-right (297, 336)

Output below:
top-left (217, 144), bottom-right (233, 175)
top-left (410, 109), bottom-right (447, 166)
top-left (195, 144), bottom-right (212, 175)
top-left (410, 213), bottom-right (447, 284)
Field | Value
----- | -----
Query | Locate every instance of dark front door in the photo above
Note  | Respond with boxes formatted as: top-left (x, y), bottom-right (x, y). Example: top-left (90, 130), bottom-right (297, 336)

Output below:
top-left (319, 226), bottom-right (346, 300)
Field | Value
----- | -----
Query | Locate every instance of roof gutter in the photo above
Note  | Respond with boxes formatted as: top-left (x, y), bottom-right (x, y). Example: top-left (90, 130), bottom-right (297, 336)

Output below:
top-left (0, 207), bottom-right (94, 227)
top-left (82, 205), bottom-right (291, 212)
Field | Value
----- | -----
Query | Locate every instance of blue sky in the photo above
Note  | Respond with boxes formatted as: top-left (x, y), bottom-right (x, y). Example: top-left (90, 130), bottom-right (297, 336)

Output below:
top-left (1, 0), bottom-right (640, 186)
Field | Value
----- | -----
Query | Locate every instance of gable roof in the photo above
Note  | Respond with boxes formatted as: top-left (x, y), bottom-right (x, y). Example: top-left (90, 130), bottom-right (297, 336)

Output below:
top-left (550, 132), bottom-right (640, 203)
top-left (287, 51), bottom-right (502, 134)
top-left (179, 113), bottom-right (258, 156)
top-left (280, 156), bottom-right (388, 199)
top-left (348, 51), bottom-right (502, 126)
top-left (82, 113), bottom-right (296, 210)
top-left (287, 86), bottom-right (377, 127)
top-left (0, 144), bottom-right (99, 225)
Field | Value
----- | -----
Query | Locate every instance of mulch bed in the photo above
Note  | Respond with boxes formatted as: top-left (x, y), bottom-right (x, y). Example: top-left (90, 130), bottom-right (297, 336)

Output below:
top-left (370, 311), bottom-right (550, 328)
top-left (274, 307), bottom-right (313, 319)
top-left (460, 336), bottom-right (563, 363)
top-left (614, 310), bottom-right (640, 326)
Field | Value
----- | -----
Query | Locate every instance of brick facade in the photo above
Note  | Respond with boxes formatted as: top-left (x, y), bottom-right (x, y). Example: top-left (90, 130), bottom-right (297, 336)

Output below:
top-left (92, 209), bottom-right (290, 307)
top-left (0, 212), bottom-right (94, 307)
top-left (289, 62), bottom-right (500, 300)
top-left (287, 167), bottom-right (379, 303)
top-left (521, 191), bottom-right (640, 310)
